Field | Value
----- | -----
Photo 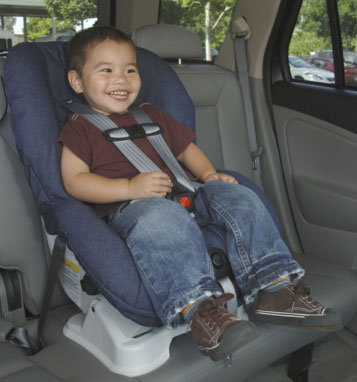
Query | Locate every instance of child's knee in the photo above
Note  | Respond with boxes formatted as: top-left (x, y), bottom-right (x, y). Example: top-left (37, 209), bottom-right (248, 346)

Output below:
top-left (204, 181), bottom-right (256, 200)
top-left (203, 181), bottom-right (263, 212)
top-left (131, 197), bottom-right (191, 228)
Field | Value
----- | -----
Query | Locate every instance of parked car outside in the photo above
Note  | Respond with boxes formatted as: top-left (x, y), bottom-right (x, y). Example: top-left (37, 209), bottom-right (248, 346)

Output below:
top-left (315, 49), bottom-right (357, 65)
top-left (304, 56), bottom-right (335, 72)
top-left (304, 56), bottom-right (357, 86)
top-left (288, 55), bottom-right (335, 84)
top-left (315, 49), bottom-right (334, 60)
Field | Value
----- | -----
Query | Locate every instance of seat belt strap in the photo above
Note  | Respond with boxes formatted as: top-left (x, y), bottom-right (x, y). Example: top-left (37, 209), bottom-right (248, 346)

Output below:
top-left (129, 105), bottom-right (195, 192)
top-left (36, 234), bottom-right (67, 350)
top-left (66, 102), bottom-right (195, 192)
top-left (231, 16), bottom-right (263, 189)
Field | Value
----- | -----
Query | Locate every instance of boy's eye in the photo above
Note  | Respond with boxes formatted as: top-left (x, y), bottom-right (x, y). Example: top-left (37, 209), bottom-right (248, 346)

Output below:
top-left (101, 68), bottom-right (112, 73)
top-left (126, 68), bottom-right (137, 74)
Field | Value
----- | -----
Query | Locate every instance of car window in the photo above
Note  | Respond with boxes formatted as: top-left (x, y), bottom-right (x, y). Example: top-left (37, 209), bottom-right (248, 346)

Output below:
top-left (289, 0), bottom-right (357, 88)
top-left (0, 0), bottom-right (97, 52)
top-left (337, 0), bottom-right (357, 87)
top-left (289, 0), bottom-right (335, 85)
top-left (159, 0), bottom-right (234, 62)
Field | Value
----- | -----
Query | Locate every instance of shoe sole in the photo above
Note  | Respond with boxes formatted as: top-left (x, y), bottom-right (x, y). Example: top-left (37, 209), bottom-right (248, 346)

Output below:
top-left (198, 320), bottom-right (258, 361)
top-left (253, 308), bottom-right (343, 332)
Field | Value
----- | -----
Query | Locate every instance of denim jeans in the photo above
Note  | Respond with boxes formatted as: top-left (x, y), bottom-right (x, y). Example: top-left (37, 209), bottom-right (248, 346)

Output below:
top-left (109, 181), bottom-right (304, 327)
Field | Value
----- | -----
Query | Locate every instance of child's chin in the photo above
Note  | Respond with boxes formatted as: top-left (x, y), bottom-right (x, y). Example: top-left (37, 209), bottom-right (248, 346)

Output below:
top-left (104, 106), bottom-right (129, 115)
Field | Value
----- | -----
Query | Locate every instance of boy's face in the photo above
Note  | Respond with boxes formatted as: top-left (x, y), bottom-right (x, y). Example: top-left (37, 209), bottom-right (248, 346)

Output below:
top-left (68, 39), bottom-right (141, 115)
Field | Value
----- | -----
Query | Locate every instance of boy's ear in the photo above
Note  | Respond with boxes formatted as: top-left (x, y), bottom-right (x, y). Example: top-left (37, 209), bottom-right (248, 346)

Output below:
top-left (68, 70), bottom-right (83, 94)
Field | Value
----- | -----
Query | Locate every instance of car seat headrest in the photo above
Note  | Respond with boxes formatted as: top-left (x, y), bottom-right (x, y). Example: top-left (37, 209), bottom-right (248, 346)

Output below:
top-left (132, 24), bottom-right (202, 60)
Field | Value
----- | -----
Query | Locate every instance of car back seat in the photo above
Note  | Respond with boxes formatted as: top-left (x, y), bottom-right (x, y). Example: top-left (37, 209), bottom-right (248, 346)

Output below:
top-left (0, 26), bottom-right (357, 382)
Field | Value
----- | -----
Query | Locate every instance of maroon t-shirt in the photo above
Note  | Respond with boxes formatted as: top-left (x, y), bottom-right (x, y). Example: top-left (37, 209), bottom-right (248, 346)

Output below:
top-left (57, 103), bottom-right (196, 217)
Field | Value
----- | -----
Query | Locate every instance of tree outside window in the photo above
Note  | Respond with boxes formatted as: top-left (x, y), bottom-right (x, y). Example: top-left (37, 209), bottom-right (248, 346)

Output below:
top-left (160, 0), bottom-right (235, 61)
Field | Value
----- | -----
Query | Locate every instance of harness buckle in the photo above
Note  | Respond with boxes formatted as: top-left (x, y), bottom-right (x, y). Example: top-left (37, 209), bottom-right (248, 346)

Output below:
top-left (103, 123), bottom-right (162, 142)
top-left (166, 179), bottom-right (196, 213)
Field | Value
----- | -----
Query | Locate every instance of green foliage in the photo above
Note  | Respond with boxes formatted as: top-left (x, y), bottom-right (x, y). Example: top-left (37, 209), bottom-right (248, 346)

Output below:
top-left (26, 0), bottom-right (97, 41)
top-left (290, 0), bottom-right (357, 56)
top-left (160, 0), bottom-right (235, 49)
top-left (45, 0), bottom-right (97, 21)
top-left (26, 17), bottom-right (74, 41)
top-left (289, 31), bottom-right (331, 57)
top-left (338, 0), bottom-right (357, 50)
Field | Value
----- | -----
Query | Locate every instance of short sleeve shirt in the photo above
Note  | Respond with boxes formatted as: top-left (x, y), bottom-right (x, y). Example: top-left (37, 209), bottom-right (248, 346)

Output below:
top-left (57, 103), bottom-right (196, 217)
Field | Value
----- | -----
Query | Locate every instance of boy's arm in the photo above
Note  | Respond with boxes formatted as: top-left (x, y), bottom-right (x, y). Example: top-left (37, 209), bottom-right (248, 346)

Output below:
top-left (61, 145), bottom-right (173, 202)
top-left (177, 143), bottom-right (238, 184)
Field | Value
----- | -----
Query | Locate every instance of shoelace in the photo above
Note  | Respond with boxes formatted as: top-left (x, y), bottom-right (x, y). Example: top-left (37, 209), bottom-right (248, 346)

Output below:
top-left (187, 293), bottom-right (236, 333)
top-left (293, 282), bottom-right (320, 309)
top-left (196, 294), bottom-right (235, 331)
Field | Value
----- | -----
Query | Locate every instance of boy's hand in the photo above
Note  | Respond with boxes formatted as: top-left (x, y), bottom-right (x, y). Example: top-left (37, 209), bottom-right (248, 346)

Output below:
top-left (128, 172), bottom-right (173, 199)
top-left (203, 172), bottom-right (238, 184)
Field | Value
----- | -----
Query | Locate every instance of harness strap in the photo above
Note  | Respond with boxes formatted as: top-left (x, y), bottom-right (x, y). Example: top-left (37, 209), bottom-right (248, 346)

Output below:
top-left (67, 102), bottom-right (161, 173)
top-left (130, 105), bottom-right (195, 192)
top-left (65, 102), bottom-right (195, 192)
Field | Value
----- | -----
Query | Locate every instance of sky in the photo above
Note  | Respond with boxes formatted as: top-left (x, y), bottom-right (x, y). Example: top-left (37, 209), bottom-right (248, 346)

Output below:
top-left (13, 17), bottom-right (23, 34)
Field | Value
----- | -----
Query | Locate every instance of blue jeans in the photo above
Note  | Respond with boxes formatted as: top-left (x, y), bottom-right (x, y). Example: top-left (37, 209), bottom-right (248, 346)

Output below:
top-left (109, 181), bottom-right (304, 326)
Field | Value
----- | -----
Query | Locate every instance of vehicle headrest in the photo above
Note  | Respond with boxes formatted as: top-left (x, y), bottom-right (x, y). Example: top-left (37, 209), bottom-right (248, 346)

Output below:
top-left (132, 24), bottom-right (202, 60)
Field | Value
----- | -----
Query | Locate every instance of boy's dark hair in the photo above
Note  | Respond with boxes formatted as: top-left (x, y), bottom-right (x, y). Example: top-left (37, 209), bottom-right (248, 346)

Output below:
top-left (68, 26), bottom-right (136, 76)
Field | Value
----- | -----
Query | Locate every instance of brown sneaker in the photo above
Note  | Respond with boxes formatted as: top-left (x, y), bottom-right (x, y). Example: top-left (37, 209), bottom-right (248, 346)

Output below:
top-left (189, 293), bottom-right (258, 361)
top-left (252, 282), bottom-right (342, 331)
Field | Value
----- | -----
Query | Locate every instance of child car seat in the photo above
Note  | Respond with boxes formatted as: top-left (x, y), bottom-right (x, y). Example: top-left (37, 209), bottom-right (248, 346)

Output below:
top-left (2, 40), bottom-right (280, 376)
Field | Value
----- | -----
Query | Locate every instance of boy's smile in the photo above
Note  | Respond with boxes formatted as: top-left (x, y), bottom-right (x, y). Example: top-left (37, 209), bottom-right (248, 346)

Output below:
top-left (68, 39), bottom-right (141, 115)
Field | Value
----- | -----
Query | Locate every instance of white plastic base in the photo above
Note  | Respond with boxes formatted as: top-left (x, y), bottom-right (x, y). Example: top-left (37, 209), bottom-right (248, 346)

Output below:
top-left (63, 296), bottom-right (186, 377)
top-left (49, 232), bottom-right (242, 376)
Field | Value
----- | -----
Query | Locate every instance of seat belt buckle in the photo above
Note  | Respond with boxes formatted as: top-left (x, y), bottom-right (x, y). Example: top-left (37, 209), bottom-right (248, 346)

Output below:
top-left (166, 179), bottom-right (196, 213)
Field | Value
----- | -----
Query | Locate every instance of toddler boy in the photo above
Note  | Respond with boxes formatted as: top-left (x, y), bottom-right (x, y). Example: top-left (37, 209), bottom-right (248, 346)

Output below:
top-left (57, 26), bottom-right (340, 361)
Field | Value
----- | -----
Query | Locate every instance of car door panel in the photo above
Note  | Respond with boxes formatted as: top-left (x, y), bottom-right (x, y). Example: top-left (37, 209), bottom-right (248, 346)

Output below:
top-left (272, 84), bottom-right (357, 269)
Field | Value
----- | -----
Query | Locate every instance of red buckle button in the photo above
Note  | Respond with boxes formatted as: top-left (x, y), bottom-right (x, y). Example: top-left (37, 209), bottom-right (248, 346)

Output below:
top-left (179, 196), bottom-right (191, 208)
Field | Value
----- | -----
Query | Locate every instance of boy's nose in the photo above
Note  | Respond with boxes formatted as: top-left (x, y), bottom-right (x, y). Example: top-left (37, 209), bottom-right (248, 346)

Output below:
top-left (114, 73), bottom-right (128, 84)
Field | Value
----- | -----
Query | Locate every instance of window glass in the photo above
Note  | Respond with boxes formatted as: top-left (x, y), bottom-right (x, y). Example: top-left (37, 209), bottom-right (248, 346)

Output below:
top-left (337, 0), bottom-right (357, 87)
top-left (159, 0), bottom-right (234, 62)
top-left (0, 0), bottom-right (97, 52)
top-left (289, 0), bottom-right (335, 85)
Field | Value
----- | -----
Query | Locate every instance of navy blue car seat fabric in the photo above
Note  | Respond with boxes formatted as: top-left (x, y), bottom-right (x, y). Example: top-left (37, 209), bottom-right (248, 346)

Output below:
top-left (4, 41), bottom-right (280, 326)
